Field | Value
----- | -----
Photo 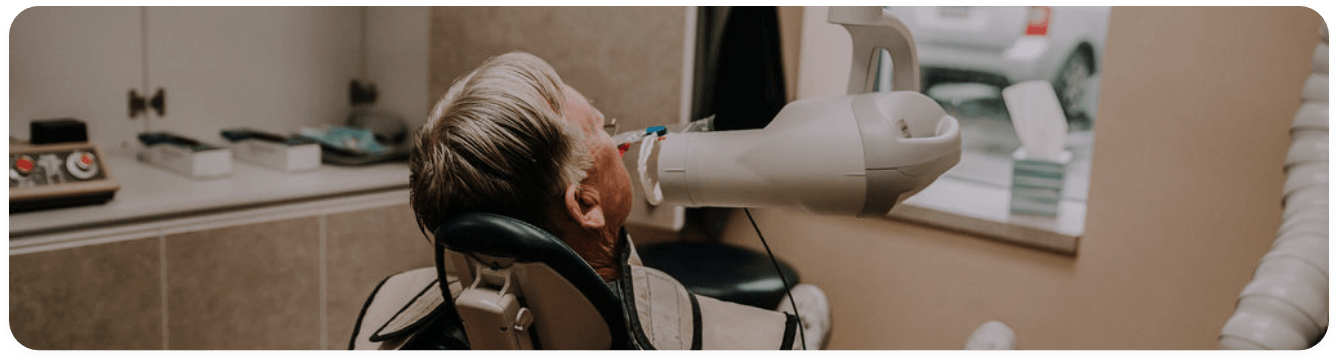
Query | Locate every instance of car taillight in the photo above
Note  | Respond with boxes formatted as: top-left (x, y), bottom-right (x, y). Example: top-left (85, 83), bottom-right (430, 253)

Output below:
top-left (1025, 6), bottom-right (1051, 36)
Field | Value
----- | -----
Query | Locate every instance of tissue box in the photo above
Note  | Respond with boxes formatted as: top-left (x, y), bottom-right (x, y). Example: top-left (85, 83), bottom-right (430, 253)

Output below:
top-left (137, 133), bottom-right (232, 179)
top-left (230, 138), bottom-right (320, 171)
top-left (222, 129), bottom-right (321, 171)
top-left (1009, 149), bottom-right (1071, 217)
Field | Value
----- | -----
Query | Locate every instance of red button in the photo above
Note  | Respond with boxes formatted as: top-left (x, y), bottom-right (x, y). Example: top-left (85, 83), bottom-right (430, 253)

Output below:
top-left (81, 154), bottom-right (92, 165)
top-left (15, 157), bottom-right (33, 173)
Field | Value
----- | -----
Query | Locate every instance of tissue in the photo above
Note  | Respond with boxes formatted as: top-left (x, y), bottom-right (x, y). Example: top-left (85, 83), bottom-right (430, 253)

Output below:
top-left (1004, 81), bottom-right (1070, 217)
top-left (1003, 80), bottom-right (1068, 160)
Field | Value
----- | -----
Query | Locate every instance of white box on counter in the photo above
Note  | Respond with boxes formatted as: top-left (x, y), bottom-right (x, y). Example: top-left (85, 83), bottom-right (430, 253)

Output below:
top-left (229, 138), bottom-right (321, 171)
top-left (138, 142), bottom-right (232, 179)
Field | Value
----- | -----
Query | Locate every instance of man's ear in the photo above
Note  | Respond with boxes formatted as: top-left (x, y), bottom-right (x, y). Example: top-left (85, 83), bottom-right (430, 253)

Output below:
top-left (563, 183), bottom-right (606, 230)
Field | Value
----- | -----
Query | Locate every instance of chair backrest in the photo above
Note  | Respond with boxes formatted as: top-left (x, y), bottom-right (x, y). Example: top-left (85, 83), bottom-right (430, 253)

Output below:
top-left (433, 212), bottom-right (629, 349)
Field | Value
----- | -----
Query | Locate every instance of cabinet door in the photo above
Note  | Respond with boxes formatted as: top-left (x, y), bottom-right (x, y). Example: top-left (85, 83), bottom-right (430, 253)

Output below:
top-left (143, 7), bottom-right (362, 143)
top-left (10, 7), bottom-right (145, 151)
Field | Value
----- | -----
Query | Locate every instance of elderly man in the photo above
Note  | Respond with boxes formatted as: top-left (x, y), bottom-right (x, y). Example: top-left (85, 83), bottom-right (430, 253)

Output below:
top-left (353, 51), bottom-right (829, 350)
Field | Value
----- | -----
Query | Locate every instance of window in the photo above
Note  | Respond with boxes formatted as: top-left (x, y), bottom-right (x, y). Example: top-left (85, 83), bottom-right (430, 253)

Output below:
top-left (864, 7), bottom-right (1113, 252)
top-left (877, 6), bottom-right (1111, 204)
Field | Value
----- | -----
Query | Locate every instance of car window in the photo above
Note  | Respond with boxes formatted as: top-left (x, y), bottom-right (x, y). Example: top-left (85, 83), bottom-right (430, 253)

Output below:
top-left (876, 6), bottom-right (1112, 204)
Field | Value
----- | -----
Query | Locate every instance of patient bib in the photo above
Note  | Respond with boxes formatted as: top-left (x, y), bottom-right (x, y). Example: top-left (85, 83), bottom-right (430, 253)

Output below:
top-left (614, 237), bottom-right (799, 350)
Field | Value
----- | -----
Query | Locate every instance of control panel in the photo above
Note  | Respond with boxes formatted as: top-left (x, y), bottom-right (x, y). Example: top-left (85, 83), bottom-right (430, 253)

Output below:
top-left (10, 142), bottom-right (119, 213)
top-left (11, 149), bottom-right (106, 187)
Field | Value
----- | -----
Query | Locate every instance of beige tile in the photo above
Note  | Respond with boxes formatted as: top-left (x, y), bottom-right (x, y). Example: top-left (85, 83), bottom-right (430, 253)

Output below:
top-left (324, 204), bottom-right (434, 349)
top-left (164, 217), bottom-right (320, 349)
top-left (9, 238), bottom-right (163, 349)
top-left (429, 7), bottom-right (685, 133)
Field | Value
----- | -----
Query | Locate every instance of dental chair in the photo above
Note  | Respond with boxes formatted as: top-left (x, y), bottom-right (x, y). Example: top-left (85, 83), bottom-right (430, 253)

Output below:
top-left (350, 212), bottom-right (631, 349)
top-left (436, 212), bottom-right (631, 349)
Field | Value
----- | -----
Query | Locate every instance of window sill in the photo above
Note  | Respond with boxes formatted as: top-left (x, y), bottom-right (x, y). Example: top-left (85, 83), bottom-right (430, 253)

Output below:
top-left (886, 176), bottom-right (1084, 255)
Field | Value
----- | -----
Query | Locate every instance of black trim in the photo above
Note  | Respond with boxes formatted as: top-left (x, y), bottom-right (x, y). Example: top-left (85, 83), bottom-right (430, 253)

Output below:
top-left (779, 313), bottom-right (798, 350)
top-left (688, 293), bottom-right (703, 350)
top-left (400, 301), bottom-right (471, 350)
top-left (369, 278), bottom-right (440, 342)
top-left (434, 241), bottom-right (449, 301)
top-left (348, 273), bottom-right (394, 349)
top-left (10, 191), bottom-right (116, 213)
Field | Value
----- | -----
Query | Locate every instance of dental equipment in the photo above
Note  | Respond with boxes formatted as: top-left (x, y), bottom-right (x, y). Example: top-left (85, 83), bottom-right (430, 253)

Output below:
top-left (648, 7), bottom-right (961, 217)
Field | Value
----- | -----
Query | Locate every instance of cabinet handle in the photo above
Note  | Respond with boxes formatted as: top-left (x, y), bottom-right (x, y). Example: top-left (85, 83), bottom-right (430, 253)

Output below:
top-left (149, 88), bottom-right (165, 117)
top-left (128, 89), bottom-right (145, 118)
top-left (128, 88), bottom-right (166, 118)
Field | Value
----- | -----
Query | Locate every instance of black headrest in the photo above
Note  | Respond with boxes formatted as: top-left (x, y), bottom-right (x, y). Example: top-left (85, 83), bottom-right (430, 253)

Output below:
top-left (433, 212), bottom-right (629, 349)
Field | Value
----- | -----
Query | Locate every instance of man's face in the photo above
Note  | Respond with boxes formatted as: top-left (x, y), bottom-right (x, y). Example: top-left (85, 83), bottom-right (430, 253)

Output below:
top-left (562, 85), bottom-right (633, 236)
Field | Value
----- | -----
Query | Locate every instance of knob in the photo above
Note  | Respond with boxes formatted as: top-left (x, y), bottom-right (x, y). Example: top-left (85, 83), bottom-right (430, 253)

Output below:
top-left (14, 155), bottom-right (34, 176)
top-left (76, 152), bottom-right (93, 170)
top-left (66, 151), bottom-right (99, 180)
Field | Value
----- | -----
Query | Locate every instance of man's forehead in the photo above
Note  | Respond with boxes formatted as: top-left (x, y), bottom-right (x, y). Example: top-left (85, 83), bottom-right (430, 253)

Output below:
top-left (560, 85), bottom-right (601, 128)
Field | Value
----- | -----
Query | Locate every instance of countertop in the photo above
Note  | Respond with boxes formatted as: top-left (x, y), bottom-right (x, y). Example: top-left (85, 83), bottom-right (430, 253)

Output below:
top-left (9, 151), bottom-right (410, 238)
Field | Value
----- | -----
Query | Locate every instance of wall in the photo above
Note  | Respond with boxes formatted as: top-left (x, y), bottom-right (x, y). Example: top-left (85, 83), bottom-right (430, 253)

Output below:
top-left (715, 7), bottom-right (1323, 349)
top-left (142, 7), bottom-right (361, 145)
top-left (795, 6), bottom-right (852, 101)
top-left (367, 6), bottom-right (431, 132)
top-left (9, 7), bottom-right (144, 150)
top-left (428, 7), bottom-right (687, 133)
top-left (9, 7), bottom-right (428, 151)
top-left (777, 6), bottom-right (804, 102)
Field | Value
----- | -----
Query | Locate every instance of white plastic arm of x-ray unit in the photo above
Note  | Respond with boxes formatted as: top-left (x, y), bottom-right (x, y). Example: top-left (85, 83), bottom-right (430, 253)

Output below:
top-left (647, 7), bottom-right (956, 218)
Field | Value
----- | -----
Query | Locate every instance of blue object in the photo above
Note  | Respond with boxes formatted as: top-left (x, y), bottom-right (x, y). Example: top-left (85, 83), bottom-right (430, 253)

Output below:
top-left (300, 126), bottom-right (387, 155)
top-left (220, 128), bottom-right (317, 146)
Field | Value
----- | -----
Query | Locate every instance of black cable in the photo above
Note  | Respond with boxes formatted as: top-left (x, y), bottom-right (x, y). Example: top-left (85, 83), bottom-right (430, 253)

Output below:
top-left (743, 208), bottom-right (806, 350)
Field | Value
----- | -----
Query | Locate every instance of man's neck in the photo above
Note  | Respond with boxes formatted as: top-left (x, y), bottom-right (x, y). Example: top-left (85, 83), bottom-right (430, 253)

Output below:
top-left (558, 227), bottom-right (624, 281)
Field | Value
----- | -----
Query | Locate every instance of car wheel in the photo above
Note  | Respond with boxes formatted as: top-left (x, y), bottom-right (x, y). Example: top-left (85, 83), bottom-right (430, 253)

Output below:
top-left (1053, 51), bottom-right (1092, 120)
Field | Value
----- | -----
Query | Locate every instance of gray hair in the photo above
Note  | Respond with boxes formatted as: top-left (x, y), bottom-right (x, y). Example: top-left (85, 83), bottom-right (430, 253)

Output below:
top-left (410, 52), bottom-right (594, 235)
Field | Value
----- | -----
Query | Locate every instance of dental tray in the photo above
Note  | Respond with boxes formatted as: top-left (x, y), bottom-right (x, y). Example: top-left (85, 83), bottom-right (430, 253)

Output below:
top-left (137, 132), bottom-right (232, 179)
top-left (220, 128), bottom-right (321, 171)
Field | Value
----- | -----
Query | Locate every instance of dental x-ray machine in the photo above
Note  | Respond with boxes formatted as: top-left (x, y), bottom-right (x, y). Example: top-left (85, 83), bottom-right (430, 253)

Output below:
top-left (645, 6), bottom-right (962, 217)
top-left (387, 7), bottom-right (965, 351)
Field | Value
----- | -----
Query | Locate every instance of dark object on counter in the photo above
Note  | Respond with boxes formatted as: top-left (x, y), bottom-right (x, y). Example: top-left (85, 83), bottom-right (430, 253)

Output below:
top-left (347, 79), bottom-right (409, 146)
top-left (31, 118), bottom-right (88, 144)
top-left (221, 128), bottom-right (319, 146)
top-left (347, 107), bottom-right (409, 146)
top-left (137, 132), bottom-right (223, 151)
top-left (318, 143), bottom-right (410, 166)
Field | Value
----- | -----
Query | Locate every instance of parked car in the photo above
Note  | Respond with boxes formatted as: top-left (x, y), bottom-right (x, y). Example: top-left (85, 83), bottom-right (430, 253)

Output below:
top-left (886, 6), bottom-right (1112, 119)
